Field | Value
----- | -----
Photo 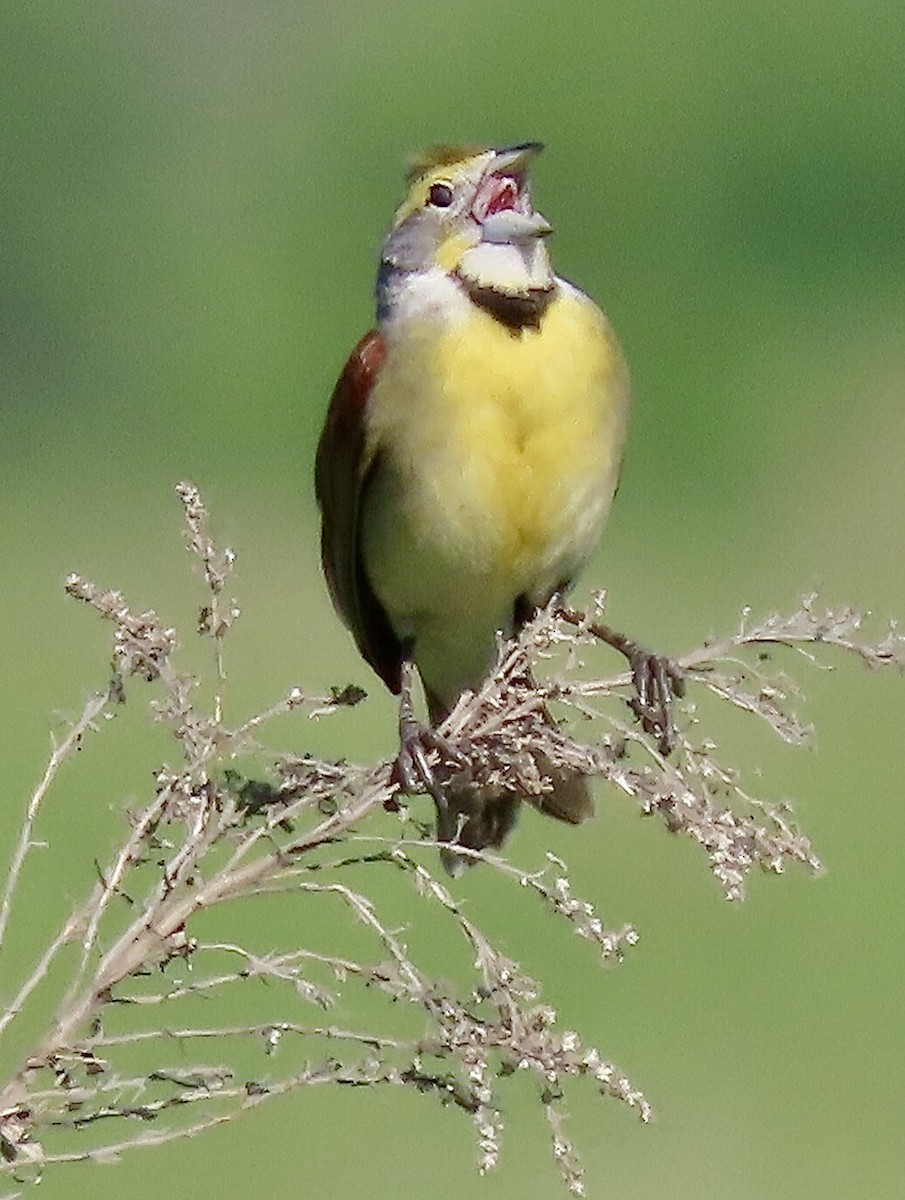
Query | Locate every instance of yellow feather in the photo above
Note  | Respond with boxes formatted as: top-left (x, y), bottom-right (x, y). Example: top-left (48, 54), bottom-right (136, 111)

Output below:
top-left (362, 285), bottom-right (629, 705)
top-left (433, 232), bottom-right (475, 272)
top-left (434, 296), bottom-right (626, 573)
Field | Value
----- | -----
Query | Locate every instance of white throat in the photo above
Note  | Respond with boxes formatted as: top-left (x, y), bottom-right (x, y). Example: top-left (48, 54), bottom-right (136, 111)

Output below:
top-left (457, 239), bottom-right (554, 296)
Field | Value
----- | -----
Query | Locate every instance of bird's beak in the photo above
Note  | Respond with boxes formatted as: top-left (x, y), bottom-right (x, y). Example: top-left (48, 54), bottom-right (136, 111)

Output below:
top-left (474, 142), bottom-right (553, 244)
top-left (491, 141), bottom-right (545, 175)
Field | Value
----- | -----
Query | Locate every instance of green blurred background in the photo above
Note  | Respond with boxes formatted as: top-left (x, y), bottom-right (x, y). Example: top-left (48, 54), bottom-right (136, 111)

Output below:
top-left (2, 1), bottom-right (903, 1197)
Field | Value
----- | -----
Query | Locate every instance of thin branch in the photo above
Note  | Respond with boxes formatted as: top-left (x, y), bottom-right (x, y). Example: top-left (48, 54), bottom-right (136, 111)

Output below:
top-left (0, 688), bottom-right (111, 955)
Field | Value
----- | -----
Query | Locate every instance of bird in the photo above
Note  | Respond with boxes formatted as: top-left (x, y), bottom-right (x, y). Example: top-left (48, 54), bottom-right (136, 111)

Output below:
top-left (316, 142), bottom-right (632, 872)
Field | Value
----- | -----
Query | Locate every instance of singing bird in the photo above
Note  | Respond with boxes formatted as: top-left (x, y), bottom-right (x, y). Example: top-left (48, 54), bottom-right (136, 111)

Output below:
top-left (316, 143), bottom-right (631, 870)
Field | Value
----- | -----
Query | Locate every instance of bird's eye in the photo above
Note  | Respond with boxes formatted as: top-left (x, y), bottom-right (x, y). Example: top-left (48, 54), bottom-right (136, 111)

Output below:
top-left (427, 182), bottom-right (454, 208)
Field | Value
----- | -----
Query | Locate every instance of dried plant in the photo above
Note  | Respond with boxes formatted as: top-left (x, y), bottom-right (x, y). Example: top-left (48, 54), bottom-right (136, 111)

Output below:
top-left (0, 483), bottom-right (901, 1197)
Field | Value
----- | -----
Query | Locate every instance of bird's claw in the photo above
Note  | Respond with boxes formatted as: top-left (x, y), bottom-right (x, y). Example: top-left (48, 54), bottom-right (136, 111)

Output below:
top-left (392, 651), bottom-right (470, 806)
top-left (392, 718), bottom-right (469, 805)
top-left (556, 607), bottom-right (686, 756)
top-left (626, 650), bottom-right (685, 756)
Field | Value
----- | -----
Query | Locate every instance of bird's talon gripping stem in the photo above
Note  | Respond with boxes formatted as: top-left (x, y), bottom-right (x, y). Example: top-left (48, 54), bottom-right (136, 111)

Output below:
top-left (626, 647), bottom-right (685, 756)
top-left (392, 656), bottom-right (468, 806)
top-left (558, 605), bottom-right (685, 755)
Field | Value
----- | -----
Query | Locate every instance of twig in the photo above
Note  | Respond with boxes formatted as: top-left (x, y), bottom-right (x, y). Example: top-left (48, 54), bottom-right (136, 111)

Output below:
top-left (0, 688), bottom-right (110, 955)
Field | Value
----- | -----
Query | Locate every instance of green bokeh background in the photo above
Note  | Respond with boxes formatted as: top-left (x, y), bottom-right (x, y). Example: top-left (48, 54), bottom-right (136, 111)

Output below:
top-left (2, 2), bottom-right (903, 1197)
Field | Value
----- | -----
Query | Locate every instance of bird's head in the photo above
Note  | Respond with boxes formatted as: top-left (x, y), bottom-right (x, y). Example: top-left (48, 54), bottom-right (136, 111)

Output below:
top-left (379, 143), bottom-right (554, 296)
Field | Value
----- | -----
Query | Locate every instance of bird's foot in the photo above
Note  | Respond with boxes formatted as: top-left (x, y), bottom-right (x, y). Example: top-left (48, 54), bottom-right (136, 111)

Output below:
top-left (391, 653), bottom-right (469, 806)
top-left (557, 606), bottom-right (685, 754)
top-left (625, 646), bottom-right (685, 756)
top-left (392, 717), bottom-right (468, 802)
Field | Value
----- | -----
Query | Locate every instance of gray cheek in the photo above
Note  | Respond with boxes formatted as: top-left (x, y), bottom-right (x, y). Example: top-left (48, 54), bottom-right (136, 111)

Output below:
top-left (381, 213), bottom-right (442, 273)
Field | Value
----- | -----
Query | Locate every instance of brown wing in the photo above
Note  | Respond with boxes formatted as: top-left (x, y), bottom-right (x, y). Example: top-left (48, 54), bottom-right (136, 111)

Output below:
top-left (315, 330), bottom-right (403, 694)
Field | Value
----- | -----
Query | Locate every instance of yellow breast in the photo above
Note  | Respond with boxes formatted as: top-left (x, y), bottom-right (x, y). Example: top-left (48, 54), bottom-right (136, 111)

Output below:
top-left (365, 283), bottom-right (630, 601)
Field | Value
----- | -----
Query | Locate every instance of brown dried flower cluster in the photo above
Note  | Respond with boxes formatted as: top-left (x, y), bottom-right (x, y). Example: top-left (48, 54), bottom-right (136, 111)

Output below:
top-left (0, 484), bottom-right (901, 1197)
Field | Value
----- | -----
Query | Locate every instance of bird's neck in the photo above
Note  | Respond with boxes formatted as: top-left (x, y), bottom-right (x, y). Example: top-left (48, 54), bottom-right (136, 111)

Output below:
top-left (375, 240), bottom-right (556, 333)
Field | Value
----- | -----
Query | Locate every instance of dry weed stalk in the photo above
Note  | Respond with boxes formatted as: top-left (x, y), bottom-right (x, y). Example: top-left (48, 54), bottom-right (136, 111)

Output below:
top-left (0, 483), bottom-right (901, 1196)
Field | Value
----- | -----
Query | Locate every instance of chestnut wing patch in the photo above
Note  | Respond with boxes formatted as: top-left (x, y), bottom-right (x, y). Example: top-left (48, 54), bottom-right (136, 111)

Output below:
top-left (315, 330), bottom-right (403, 694)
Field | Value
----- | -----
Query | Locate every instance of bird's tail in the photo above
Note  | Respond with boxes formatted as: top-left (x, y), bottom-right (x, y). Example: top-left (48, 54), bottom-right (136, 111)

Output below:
top-left (427, 689), bottom-right (594, 876)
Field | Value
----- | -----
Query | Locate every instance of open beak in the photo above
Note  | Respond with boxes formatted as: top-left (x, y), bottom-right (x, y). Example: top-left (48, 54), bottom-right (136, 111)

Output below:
top-left (474, 142), bottom-right (553, 243)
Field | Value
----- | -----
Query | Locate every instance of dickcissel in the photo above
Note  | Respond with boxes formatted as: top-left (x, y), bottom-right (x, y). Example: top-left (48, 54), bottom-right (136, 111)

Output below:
top-left (316, 142), bottom-right (632, 871)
